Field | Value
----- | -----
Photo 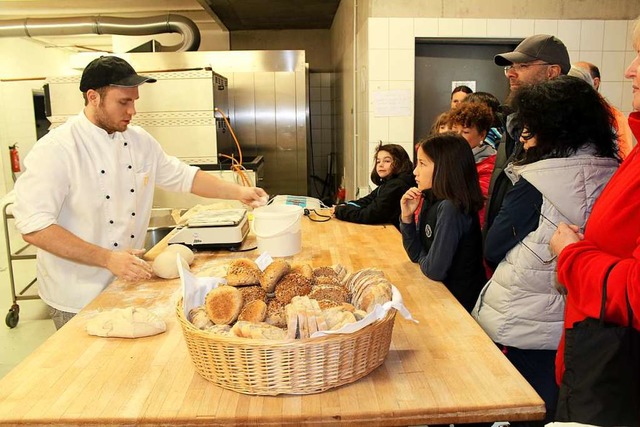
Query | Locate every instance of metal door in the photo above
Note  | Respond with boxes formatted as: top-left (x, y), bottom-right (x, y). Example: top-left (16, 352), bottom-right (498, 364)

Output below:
top-left (414, 39), bottom-right (519, 142)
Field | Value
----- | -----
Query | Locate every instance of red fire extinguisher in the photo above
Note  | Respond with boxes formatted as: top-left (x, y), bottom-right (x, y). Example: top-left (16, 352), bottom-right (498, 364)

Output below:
top-left (9, 144), bottom-right (20, 173)
top-left (336, 176), bottom-right (346, 204)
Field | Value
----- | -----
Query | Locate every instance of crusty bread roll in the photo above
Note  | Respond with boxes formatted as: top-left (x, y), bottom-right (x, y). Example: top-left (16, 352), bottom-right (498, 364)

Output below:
top-left (188, 306), bottom-right (213, 330)
top-left (204, 286), bottom-right (243, 325)
top-left (314, 275), bottom-right (342, 287)
top-left (309, 285), bottom-right (349, 303)
top-left (265, 299), bottom-right (287, 328)
top-left (226, 258), bottom-right (261, 287)
top-left (313, 266), bottom-right (338, 279)
top-left (239, 285), bottom-right (266, 306)
top-left (317, 299), bottom-right (341, 310)
top-left (322, 307), bottom-right (357, 331)
top-left (205, 324), bottom-right (232, 336)
top-left (359, 280), bottom-right (392, 313)
top-left (231, 320), bottom-right (287, 340)
top-left (238, 300), bottom-right (267, 323)
top-left (274, 273), bottom-right (313, 304)
top-left (345, 268), bottom-right (385, 295)
top-left (259, 259), bottom-right (290, 293)
top-left (290, 264), bottom-right (313, 280)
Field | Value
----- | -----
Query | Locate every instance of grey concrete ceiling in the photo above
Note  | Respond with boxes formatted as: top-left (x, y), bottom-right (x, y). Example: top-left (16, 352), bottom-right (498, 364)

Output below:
top-left (200, 0), bottom-right (341, 30)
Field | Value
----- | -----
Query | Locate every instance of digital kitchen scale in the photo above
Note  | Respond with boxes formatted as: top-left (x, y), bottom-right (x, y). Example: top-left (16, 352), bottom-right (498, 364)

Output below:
top-left (168, 208), bottom-right (249, 249)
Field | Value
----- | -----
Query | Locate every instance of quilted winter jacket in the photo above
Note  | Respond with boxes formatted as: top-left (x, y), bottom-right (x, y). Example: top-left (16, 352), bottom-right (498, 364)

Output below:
top-left (472, 149), bottom-right (618, 350)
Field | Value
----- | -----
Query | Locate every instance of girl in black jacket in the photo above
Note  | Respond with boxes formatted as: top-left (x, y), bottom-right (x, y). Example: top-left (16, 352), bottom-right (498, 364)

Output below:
top-left (331, 143), bottom-right (413, 229)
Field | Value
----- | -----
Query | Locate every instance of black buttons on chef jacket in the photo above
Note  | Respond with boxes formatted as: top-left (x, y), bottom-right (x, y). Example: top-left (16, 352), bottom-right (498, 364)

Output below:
top-left (131, 235), bottom-right (135, 239)
top-left (131, 212), bottom-right (136, 216)
top-left (130, 189), bottom-right (135, 193)
top-left (106, 195), bottom-right (110, 199)
top-left (101, 170), bottom-right (105, 174)
top-left (128, 165), bottom-right (132, 169)
top-left (124, 142), bottom-right (128, 146)
top-left (109, 220), bottom-right (114, 224)
top-left (114, 242), bottom-right (119, 247)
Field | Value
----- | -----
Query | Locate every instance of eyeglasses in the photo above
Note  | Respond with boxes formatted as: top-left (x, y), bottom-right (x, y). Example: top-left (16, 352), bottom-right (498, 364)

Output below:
top-left (504, 62), bottom-right (550, 75)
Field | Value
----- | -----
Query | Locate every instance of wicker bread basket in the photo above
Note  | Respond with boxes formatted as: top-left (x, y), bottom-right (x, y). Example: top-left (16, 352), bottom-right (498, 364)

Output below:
top-left (176, 298), bottom-right (396, 395)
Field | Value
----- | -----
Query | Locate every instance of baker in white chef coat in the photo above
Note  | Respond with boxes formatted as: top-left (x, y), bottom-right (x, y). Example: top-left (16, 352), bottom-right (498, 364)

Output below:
top-left (12, 56), bottom-right (268, 329)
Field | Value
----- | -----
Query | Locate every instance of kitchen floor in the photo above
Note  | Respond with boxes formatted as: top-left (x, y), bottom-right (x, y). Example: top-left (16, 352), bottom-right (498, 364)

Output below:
top-left (0, 262), bottom-right (55, 380)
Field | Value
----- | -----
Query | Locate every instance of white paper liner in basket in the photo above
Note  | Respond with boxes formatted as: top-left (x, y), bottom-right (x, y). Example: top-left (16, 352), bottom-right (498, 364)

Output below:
top-left (177, 256), bottom-right (416, 337)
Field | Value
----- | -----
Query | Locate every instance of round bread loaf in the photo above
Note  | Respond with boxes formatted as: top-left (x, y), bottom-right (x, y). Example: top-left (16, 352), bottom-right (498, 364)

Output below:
top-left (238, 300), bottom-right (267, 322)
top-left (204, 286), bottom-right (243, 325)
top-left (260, 259), bottom-right (290, 293)
top-left (226, 258), bottom-right (261, 286)
top-left (274, 273), bottom-right (312, 304)
top-left (239, 285), bottom-right (267, 306)
top-left (165, 244), bottom-right (195, 265)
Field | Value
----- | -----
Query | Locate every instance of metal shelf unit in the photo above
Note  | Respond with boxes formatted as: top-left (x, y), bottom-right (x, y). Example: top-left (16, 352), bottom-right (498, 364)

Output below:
top-left (3, 202), bottom-right (38, 328)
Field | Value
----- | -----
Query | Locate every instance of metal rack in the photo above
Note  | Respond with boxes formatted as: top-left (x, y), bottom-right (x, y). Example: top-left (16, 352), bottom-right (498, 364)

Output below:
top-left (3, 202), bottom-right (38, 328)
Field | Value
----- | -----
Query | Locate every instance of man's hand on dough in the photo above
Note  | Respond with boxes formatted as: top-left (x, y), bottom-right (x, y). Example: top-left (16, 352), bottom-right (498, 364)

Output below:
top-left (106, 249), bottom-right (152, 282)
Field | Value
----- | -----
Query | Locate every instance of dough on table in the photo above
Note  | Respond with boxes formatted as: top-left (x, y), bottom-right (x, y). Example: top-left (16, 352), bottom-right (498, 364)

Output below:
top-left (153, 251), bottom-right (190, 279)
top-left (86, 307), bottom-right (166, 338)
top-left (165, 244), bottom-right (195, 265)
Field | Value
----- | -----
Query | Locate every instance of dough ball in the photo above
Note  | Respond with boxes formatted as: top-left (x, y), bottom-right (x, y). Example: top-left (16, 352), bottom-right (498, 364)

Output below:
top-left (152, 251), bottom-right (189, 279)
top-left (165, 244), bottom-right (195, 265)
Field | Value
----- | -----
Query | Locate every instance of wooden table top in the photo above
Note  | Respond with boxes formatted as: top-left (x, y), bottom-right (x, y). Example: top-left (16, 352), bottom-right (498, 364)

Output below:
top-left (0, 215), bottom-right (544, 426)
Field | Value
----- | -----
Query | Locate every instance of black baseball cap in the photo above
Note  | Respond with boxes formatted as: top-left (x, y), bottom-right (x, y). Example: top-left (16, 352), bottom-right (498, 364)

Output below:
top-left (79, 56), bottom-right (156, 92)
top-left (494, 34), bottom-right (571, 75)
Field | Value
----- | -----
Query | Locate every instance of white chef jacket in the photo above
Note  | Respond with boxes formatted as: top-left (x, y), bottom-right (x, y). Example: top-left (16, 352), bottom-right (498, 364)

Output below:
top-left (13, 111), bottom-right (198, 313)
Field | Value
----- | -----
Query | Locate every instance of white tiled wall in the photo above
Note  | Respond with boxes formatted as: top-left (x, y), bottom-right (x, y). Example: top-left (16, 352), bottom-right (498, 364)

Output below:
top-left (362, 17), bottom-right (637, 177)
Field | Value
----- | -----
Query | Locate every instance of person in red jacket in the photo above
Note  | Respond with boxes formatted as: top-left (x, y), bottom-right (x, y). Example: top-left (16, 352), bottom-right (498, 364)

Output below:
top-left (448, 102), bottom-right (496, 229)
top-left (550, 17), bottom-right (640, 424)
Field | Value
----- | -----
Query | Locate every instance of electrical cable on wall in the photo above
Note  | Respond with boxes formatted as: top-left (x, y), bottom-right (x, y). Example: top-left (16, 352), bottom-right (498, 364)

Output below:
top-left (214, 107), bottom-right (251, 187)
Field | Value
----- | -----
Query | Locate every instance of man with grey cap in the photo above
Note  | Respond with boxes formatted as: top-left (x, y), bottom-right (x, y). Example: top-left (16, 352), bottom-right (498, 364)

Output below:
top-left (483, 34), bottom-right (570, 239)
top-left (480, 34), bottom-right (570, 426)
top-left (13, 56), bottom-right (268, 329)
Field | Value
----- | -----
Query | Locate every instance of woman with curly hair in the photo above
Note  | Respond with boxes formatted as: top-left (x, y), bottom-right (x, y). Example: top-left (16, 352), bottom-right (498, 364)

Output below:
top-left (472, 75), bottom-right (619, 425)
top-left (448, 102), bottom-right (497, 228)
top-left (332, 143), bottom-right (413, 229)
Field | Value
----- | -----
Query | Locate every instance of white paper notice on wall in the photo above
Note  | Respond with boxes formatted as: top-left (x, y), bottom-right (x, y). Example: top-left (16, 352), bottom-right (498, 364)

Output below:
top-left (451, 81), bottom-right (476, 92)
top-left (372, 90), bottom-right (412, 117)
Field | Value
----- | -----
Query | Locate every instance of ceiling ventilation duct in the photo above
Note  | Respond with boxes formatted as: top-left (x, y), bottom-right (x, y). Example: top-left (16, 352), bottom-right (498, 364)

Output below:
top-left (0, 14), bottom-right (201, 52)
